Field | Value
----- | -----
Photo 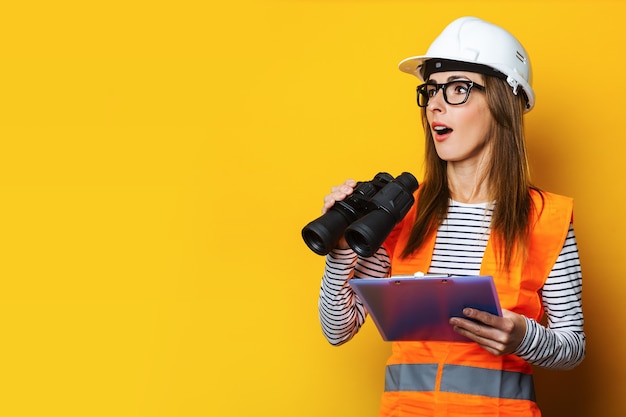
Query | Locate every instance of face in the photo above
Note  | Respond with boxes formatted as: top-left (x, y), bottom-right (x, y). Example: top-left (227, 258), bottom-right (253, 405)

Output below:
top-left (424, 71), bottom-right (493, 167)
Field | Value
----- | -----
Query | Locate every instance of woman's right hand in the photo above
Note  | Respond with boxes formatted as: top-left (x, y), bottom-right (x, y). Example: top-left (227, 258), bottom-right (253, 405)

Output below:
top-left (322, 179), bottom-right (357, 250)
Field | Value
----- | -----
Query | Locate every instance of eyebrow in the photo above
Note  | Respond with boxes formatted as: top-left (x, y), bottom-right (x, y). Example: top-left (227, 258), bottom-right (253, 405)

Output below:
top-left (447, 75), bottom-right (472, 82)
top-left (426, 74), bottom-right (474, 84)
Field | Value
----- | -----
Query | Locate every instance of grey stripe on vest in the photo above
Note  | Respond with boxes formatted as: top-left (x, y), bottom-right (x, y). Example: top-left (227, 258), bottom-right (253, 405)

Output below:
top-left (440, 364), bottom-right (536, 401)
top-left (385, 364), bottom-right (438, 392)
top-left (385, 363), bottom-right (536, 402)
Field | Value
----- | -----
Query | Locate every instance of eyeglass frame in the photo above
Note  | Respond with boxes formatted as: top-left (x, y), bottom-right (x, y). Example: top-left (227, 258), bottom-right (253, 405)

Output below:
top-left (415, 80), bottom-right (486, 108)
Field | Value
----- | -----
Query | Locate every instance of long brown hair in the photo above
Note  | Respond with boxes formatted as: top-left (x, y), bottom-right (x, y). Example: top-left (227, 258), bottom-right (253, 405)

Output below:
top-left (401, 76), bottom-right (541, 271)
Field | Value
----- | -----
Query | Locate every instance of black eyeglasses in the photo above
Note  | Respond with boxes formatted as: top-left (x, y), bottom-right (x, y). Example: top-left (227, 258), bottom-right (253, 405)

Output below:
top-left (416, 80), bottom-right (485, 108)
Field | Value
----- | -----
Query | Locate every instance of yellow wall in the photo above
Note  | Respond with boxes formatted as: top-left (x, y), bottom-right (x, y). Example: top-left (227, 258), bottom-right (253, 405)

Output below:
top-left (0, 1), bottom-right (624, 416)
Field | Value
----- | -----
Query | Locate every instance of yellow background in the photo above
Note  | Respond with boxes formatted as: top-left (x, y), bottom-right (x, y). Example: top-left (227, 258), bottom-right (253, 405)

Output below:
top-left (0, 1), bottom-right (623, 416)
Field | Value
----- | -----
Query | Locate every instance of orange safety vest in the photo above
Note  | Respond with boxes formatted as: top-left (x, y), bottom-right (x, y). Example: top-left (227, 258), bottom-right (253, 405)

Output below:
top-left (379, 189), bottom-right (573, 417)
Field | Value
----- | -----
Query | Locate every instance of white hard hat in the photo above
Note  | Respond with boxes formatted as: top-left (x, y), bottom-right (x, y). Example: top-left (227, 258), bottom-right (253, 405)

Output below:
top-left (399, 17), bottom-right (534, 111)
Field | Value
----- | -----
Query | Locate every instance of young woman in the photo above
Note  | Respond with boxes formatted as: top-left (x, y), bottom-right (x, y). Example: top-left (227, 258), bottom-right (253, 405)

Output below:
top-left (318, 17), bottom-right (585, 416)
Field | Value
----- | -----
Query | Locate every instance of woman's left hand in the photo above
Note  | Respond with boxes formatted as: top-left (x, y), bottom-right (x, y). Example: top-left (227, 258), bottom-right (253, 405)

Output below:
top-left (449, 308), bottom-right (527, 356)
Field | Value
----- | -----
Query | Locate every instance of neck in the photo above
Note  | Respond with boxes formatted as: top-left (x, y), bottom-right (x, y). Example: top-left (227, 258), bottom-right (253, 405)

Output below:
top-left (445, 140), bottom-right (494, 203)
top-left (447, 162), bottom-right (492, 204)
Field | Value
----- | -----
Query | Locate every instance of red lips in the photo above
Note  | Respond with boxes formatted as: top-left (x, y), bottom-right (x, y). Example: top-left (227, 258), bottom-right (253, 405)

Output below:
top-left (431, 122), bottom-right (453, 140)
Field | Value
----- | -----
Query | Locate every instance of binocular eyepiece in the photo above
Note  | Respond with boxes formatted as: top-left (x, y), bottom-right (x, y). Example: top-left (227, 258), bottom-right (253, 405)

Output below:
top-left (301, 172), bottom-right (419, 258)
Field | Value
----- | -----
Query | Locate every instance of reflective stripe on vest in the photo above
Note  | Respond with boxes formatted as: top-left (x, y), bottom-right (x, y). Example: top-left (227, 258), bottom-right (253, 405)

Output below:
top-left (385, 364), bottom-right (438, 392)
top-left (385, 363), bottom-right (536, 401)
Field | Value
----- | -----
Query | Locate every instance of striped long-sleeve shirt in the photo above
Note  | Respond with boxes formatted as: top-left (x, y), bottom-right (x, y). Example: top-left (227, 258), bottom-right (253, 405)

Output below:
top-left (319, 200), bottom-right (585, 370)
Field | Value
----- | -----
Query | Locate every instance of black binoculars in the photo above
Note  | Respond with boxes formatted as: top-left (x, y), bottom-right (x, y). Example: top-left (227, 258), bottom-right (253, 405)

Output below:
top-left (301, 172), bottom-right (419, 257)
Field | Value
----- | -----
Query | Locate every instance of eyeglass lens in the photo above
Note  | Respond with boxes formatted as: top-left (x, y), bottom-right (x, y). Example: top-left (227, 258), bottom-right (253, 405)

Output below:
top-left (417, 81), bottom-right (476, 107)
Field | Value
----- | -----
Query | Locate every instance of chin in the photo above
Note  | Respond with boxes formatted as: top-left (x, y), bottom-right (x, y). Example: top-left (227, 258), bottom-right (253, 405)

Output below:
top-left (435, 150), bottom-right (460, 162)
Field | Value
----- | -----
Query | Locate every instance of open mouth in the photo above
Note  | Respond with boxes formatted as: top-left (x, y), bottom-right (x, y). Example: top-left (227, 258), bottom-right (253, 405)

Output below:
top-left (433, 125), bottom-right (453, 135)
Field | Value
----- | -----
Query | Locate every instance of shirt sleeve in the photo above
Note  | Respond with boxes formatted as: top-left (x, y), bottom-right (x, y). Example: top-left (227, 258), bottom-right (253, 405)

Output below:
top-left (318, 247), bottom-right (390, 345)
top-left (513, 224), bottom-right (586, 369)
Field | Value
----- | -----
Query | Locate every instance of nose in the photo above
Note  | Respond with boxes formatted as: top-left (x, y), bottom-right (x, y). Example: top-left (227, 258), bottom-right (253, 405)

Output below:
top-left (427, 87), bottom-right (445, 112)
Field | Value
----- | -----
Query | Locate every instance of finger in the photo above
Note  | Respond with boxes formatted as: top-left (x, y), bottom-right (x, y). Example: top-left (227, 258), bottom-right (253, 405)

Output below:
top-left (451, 310), bottom-right (524, 355)
top-left (450, 319), bottom-right (507, 355)
top-left (456, 313), bottom-right (513, 345)
top-left (321, 197), bottom-right (335, 214)
top-left (450, 316), bottom-right (486, 337)
top-left (322, 191), bottom-right (345, 214)
top-left (461, 308), bottom-right (510, 331)
top-left (323, 181), bottom-right (356, 213)
top-left (331, 183), bottom-right (355, 196)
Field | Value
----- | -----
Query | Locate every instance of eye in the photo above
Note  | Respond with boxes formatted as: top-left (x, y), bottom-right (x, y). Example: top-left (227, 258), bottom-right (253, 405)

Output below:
top-left (449, 81), bottom-right (470, 96)
top-left (425, 85), bottom-right (438, 98)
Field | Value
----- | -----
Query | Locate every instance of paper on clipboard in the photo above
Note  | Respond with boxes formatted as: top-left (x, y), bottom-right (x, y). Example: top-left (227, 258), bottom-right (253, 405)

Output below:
top-left (348, 275), bottom-right (502, 342)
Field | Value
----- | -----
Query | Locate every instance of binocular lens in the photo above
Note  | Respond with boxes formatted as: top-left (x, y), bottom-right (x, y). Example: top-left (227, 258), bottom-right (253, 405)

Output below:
top-left (344, 210), bottom-right (396, 258)
top-left (301, 209), bottom-right (351, 256)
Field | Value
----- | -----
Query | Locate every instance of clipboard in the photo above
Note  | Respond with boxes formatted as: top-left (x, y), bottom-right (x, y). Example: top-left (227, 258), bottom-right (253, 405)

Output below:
top-left (348, 275), bottom-right (502, 342)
